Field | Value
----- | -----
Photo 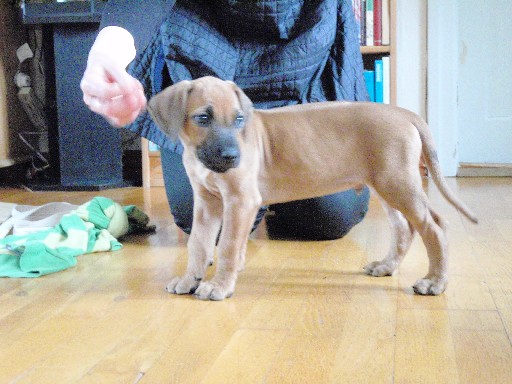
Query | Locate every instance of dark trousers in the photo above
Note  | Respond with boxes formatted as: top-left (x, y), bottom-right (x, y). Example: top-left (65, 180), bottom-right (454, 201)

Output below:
top-left (160, 148), bottom-right (370, 240)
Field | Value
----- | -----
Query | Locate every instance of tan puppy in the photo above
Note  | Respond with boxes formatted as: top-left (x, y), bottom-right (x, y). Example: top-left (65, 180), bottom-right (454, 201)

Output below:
top-left (148, 76), bottom-right (477, 301)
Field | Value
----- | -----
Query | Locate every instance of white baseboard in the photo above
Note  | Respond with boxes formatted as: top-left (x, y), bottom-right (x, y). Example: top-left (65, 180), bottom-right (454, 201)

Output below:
top-left (457, 163), bottom-right (512, 177)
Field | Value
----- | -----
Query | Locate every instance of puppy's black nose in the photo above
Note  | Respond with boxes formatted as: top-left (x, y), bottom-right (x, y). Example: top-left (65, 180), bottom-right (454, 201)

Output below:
top-left (221, 148), bottom-right (240, 161)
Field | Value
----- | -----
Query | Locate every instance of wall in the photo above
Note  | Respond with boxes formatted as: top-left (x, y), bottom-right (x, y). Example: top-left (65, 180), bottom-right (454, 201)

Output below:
top-left (428, 0), bottom-right (512, 176)
top-left (457, 1), bottom-right (512, 165)
top-left (395, 0), bottom-right (427, 119)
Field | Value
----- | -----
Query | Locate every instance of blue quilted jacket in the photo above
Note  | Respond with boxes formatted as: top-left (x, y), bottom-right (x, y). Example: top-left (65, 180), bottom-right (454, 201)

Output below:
top-left (101, 0), bottom-right (369, 153)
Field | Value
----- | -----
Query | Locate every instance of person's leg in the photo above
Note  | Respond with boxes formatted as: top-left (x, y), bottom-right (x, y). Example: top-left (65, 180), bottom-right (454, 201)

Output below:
top-left (160, 148), bottom-right (195, 234)
top-left (160, 148), bottom-right (267, 234)
top-left (265, 188), bottom-right (371, 241)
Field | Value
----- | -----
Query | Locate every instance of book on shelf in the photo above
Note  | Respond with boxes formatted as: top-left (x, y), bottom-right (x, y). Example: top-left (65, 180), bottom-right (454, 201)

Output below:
top-left (364, 57), bottom-right (390, 104)
top-left (382, 0), bottom-right (390, 45)
top-left (352, 0), bottom-right (363, 45)
top-left (374, 0), bottom-right (382, 45)
top-left (364, 70), bottom-right (375, 102)
top-left (365, 0), bottom-right (374, 46)
top-left (374, 59), bottom-right (384, 103)
top-left (382, 56), bottom-right (390, 104)
top-left (353, 0), bottom-right (390, 46)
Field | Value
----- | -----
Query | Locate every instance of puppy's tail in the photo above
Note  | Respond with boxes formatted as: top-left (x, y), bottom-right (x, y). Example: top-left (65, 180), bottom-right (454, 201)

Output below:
top-left (413, 116), bottom-right (479, 224)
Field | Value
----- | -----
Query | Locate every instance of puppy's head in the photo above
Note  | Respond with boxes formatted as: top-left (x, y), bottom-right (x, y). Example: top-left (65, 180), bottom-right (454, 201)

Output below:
top-left (148, 76), bottom-right (253, 173)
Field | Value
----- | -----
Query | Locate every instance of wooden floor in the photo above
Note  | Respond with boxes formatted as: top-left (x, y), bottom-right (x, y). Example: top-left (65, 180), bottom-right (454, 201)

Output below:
top-left (0, 177), bottom-right (511, 383)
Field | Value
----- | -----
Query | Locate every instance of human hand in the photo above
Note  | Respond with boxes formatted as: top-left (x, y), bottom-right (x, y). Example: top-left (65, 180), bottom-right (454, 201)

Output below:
top-left (81, 27), bottom-right (146, 127)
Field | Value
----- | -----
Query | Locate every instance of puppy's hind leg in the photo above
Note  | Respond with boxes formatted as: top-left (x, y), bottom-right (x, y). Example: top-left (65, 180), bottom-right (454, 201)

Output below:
top-left (377, 183), bottom-right (449, 295)
top-left (410, 205), bottom-right (449, 295)
top-left (364, 199), bottom-right (416, 277)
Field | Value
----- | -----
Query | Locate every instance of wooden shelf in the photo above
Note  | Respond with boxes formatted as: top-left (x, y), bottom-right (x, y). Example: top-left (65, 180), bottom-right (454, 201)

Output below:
top-left (360, 45), bottom-right (391, 54)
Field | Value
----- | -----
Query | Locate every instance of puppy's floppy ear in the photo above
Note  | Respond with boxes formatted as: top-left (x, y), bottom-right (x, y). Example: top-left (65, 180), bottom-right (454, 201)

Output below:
top-left (227, 81), bottom-right (253, 118)
top-left (147, 80), bottom-right (192, 141)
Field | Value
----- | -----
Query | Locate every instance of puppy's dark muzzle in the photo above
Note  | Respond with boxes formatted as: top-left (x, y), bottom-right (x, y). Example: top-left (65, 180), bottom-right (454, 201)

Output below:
top-left (197, 130), bottom-right (241, 173)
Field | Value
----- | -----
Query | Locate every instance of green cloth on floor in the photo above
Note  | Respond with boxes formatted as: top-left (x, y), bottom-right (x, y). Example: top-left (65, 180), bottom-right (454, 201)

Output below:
top-left (0, 197), bottom-right (154, 278)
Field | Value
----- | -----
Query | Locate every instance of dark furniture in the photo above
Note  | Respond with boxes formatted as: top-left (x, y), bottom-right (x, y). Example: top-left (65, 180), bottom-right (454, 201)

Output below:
top-left (21, 0), bottom-right (127, 190)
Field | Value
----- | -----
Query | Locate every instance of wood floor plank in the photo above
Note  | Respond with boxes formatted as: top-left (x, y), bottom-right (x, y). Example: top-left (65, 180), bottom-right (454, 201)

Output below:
top-left (452, 330), bottom-right (512, 384)
top-left (395, 309), bottom-right (460, 384)
top-left (0, 276), bottom-right (161, 379)
top-left (201, 329), bottom-right (288, 384)
top-left (77, 298), bottom-right (207, 384)
top-left (486, 278), bottom-right (512, 343)
top-left (264, 335), bottom-right (340, 384)
top-left (328, 301), bottom-right (396, 384)
top-left (137, 301), bottom-right (248, 384)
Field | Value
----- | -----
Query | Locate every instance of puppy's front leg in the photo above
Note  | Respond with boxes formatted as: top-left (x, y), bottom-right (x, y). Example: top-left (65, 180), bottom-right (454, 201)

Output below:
top-left (166, 191), bottom-right (222, 295)
top-left (194, 196), bottom-right (260, 301)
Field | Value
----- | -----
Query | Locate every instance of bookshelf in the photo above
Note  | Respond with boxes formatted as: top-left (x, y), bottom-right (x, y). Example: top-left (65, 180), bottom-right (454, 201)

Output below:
top-left (141, 0), bottom-right (397, 187)
top-left (359, 0), bottom-right (396, 106)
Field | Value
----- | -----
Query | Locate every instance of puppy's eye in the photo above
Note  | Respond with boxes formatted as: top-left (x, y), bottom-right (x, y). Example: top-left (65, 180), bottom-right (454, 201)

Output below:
top-left (193, 114), bottom-right (211, 127)
top-left (234, 115), bottom-right (245, 129)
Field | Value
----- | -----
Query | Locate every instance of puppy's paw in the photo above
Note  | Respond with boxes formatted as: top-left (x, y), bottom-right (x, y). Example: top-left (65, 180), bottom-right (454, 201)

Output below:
top-left (194, 280), bottom-right (234, 301)
top-left (364, 261), bottom-right (395, 277)
top-left (166, 275), bottom-right (201, 295)
top-left (413, 277), bottom-right (447, 296)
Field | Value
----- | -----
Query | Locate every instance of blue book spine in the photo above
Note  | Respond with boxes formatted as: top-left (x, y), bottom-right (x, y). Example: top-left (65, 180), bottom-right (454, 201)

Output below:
top-left (364, 70), bottom-right (375, 102)
top-left (374, 59), bottom-right (384, 103)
